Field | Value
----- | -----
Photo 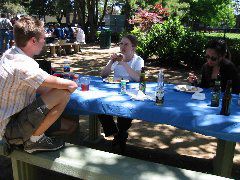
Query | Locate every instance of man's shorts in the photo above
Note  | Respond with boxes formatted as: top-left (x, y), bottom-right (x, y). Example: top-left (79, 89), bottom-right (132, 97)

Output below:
top-left (4, 96), bottom-right (50, 145)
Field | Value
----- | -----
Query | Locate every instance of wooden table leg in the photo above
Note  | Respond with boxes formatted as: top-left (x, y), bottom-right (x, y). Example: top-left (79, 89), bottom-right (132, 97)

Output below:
top-left (74, 44), bottom-right (80, 53)
top-left (64, 45), bottom-right (72, 54)
top-left (50, 46), bottom-right (57, 57)
top-left (88, 115), bottom-right (101, 142)
top-left (213, 139), bottom-right (236, 177)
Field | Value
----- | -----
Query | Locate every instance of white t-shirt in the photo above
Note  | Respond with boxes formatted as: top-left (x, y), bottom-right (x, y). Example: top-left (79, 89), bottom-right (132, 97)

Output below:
top-left (76, 28), bottom-right (85, 43)
top-left (110, 54), bottom-right (144, 81)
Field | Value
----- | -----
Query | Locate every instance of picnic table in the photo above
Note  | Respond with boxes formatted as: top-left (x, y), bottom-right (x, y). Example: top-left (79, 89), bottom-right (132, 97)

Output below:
top-left (65, 75), bottom-right (240, 178)
top-left (45, 42), bottom-right (81, 57)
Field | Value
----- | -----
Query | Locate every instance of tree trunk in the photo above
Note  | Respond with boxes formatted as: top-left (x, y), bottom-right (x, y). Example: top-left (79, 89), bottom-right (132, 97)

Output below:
top-left (75, 0), bottom-right (86, 28)
top-left (66, 12), bottom-right (70, 24)
top-left (124, 0), bottom-right (131, 31)
top-left (72, 10), bottom-right (77, 24)
top-left (86, 0), bottom-right (98, 43)
top-left (99, 0), bottom-right (108, 27)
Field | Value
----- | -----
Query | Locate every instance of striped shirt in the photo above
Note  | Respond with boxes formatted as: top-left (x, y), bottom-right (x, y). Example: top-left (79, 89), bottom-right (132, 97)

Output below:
top-left (0, 47), bottom-right (50, 139)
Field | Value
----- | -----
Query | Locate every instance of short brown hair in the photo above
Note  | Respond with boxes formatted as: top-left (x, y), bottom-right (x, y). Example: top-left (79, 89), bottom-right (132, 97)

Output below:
top-left (14, 16), bottom-right (44, 47)
top-left (123, 34), bottom-right (138, 47)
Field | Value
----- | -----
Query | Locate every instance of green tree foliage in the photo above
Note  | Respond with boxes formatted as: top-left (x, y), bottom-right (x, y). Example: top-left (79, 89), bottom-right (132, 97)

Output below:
top-left (1, 2), bottom-right (26, 15)
top-left (131, 17), bottom-right (208, 68)
top-left (28, 0), bottom-right (73, 23)
top-left (180, 0), bottom-right (235, 28)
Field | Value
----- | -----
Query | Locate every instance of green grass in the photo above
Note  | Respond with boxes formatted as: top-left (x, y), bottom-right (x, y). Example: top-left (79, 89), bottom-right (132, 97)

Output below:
top-left (204, 32), bottom-right (240, 40)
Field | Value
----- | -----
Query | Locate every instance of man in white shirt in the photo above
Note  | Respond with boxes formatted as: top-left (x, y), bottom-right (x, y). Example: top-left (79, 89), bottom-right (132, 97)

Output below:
top-left (0, 16), bottom-right (78, 153)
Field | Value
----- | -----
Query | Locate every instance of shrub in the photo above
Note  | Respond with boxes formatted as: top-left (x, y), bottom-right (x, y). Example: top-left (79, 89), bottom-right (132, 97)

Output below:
top-left (132, 17), bottom-right (188, 65)
top-left (225, 39), bottom-right (240, 68)
top-left (131, 16), bottom-right (240, 70)
top-left (177, 32), bottom-right (207, 69)
top-left (129, 3), bottom-right (169, 32)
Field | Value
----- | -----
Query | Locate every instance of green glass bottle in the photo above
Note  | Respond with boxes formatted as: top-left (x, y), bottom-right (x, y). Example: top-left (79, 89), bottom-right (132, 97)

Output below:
top-left (220, 80), bottom-right (232, 116)
top-left (139, 67), bottom-right (146, 94)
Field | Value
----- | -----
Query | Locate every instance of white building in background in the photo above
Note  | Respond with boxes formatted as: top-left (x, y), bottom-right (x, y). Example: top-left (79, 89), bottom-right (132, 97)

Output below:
top-left (44, 14), bottom-right (74, 24)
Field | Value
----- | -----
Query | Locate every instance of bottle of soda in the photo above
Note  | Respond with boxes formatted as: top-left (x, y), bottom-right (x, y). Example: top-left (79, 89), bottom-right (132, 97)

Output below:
top-left (155, 70), bottom-right (164, 105)
top-left (72, 73), bottom-right (79, 84)
top-left (139, 67), bottom-right (146, 94)
top-left (121, 79), bottom-right (127, 94)
top-left (211, 74), bottom-right (221, 107)
top-left (63, 61), bottom-right (70, 72)
top-left (220, 80), bottom-right (232, 116)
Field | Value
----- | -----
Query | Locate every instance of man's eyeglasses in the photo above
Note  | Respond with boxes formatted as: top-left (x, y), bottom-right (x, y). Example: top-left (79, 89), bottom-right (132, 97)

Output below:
top-left (205, 55), bottom-right (218, 61)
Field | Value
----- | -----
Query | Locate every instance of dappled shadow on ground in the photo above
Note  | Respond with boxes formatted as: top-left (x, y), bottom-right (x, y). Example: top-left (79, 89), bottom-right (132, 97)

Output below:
top-left (46, 43), bottom-right (240, 178)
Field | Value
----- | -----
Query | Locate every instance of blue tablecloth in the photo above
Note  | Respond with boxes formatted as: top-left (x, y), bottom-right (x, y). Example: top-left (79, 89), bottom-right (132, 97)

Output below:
top-left (65, 76), bottom-right (240, 142)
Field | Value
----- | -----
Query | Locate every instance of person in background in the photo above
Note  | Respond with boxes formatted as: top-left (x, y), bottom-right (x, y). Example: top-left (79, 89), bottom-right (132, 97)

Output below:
top-left (64, 24), bottom-right (74, 42)
top-left (0, 16), bottom-right (78, 153)
top-left (188, 39), bottom-right (240, 94)
top-left (0, 13), bottom-right (13, 54)
top-left (45, 24), bottom-right (55, 44)
top-left (9, 17), bottom-right (18, 47)
top-left (53, 23), bottom-right (63, 40)
top-left (76, 25), bottom-right (85, 44)
top-left (99, 34), bottom-right (144, 153)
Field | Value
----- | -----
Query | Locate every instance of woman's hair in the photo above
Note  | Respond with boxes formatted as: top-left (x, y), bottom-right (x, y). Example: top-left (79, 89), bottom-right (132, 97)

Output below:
top-left (205, 39), bottom-right (231, 59)
top-left (123, 34), bottom-right (138, 47)
top-left (14, 16), bottom-right (44, 48)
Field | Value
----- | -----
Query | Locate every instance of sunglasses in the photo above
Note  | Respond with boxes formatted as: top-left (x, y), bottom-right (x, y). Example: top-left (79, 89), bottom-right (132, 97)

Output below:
top-left (205, 55), bottom-right (218, 61)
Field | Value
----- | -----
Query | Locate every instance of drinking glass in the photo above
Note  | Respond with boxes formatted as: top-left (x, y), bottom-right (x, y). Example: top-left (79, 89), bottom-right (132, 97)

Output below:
top-left (80, 77), bottom-right (90, 91)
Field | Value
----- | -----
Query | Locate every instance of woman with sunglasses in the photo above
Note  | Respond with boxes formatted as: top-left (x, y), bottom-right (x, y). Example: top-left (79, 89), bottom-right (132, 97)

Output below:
top-left (99, 34), bottom-right (144, 153)
top-left (188, 39), bottom-right (240, 94)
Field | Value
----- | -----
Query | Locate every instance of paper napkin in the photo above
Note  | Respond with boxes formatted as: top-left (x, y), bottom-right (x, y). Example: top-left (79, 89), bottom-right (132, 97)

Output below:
top-left (127, 90), bottom-right (155, 101)
top-left (191, 92), bottom-right (206, 100)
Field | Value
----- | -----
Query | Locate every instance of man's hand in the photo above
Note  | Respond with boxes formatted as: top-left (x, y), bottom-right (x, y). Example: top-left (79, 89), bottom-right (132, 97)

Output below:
top-left (67, 81), bottom-right (78, 93)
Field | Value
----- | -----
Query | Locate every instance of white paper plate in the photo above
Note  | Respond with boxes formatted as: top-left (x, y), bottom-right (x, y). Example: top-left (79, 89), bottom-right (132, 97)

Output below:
top-left (174, 85), bottom-right (203, 93)
top-left (103, 78), bottom-right (129, 84)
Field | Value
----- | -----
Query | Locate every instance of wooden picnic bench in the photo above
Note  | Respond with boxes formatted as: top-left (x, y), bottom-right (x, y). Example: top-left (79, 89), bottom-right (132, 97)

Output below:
top-left (45, 42), bottom-right (81, 57)
top-left (0, 140), bottom-right (228, 180)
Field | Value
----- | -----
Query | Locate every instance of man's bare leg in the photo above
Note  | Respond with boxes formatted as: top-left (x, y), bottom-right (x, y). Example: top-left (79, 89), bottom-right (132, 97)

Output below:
top-left (32, 89), bottom-right (71, 136)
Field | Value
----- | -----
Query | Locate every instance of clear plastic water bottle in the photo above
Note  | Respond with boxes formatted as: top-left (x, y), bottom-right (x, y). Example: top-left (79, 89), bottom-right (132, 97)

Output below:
top-left (155, 70), bottom-right (164, 105)
top-left (157, 69), bottom-right (164, 88)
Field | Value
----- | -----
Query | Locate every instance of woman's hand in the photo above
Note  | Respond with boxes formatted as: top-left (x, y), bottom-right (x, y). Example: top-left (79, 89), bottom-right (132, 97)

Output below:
top-left (188, 72), bottom-right (198, 84)
top-left (111, 53), bottom-right (124, 62)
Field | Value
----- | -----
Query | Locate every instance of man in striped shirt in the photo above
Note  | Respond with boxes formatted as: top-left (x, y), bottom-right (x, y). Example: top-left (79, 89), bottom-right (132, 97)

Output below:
top-left (0, 16), bottom-right (78, 153)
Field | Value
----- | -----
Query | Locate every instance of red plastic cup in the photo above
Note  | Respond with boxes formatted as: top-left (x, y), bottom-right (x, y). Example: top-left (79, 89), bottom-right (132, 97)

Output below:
top-left (80, 77), bottom-right (90, 91)
top-left (81, 84), bottom-right (89, 91)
